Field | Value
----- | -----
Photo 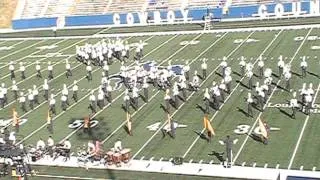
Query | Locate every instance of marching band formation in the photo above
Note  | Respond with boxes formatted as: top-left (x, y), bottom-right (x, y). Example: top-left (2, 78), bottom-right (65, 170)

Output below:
top-left (0, 35), bottom-right (316, 168)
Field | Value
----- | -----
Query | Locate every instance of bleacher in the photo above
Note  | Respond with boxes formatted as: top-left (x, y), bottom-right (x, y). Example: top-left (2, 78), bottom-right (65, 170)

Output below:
top-left (73, 0), bottom-right (109, 15)
top-left (20, 0), bottom-right (48, 18)
top-left (44, 0), bottom-right (75, 17)
top-left (146, 0), bottom-right (182, 11)
top-left (187, 0), bottom-right (222, 9)
top-left (107, 0), bottom-right (147, 13)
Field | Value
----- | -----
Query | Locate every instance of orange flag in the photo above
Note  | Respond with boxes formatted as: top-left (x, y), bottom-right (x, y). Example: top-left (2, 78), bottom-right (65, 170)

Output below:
top-left (203, 114), bottom-right (215, 137)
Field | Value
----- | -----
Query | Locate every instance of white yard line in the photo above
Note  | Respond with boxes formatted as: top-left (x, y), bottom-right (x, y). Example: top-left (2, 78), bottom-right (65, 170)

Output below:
top-left (0, 39), bottom-right (26, 52)
top-left (131, 31), bottom-right (255, 160)
top-left (182, 29), bottom-right (284, 158)
top-left (34, 174), bottom-right (111, 180)
top-left (287, 83), bottom-right (320, 169)
top-left (232, 28), bottom-right (313, 164)
top-left (59, 33), bottom-right (203, 143)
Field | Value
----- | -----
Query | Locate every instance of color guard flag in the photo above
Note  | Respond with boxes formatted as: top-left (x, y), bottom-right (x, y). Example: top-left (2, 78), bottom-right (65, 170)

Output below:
top-left (203, 114), bottom-right (215, 137)
top-left (259, 118), bottom-right (269, 139)
top-left (12, 108), bottom-right (20, 126)
top-left (126, 112), bottom-right (132, 135)
top-left (47, 110), bottom-right (51, 124)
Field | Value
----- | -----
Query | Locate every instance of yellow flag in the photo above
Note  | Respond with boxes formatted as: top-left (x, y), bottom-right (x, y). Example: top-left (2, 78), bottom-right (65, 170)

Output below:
top-left (203, 114), bottom-right (215, 136)
top-left (12, 108), bottom-right (19, 126)
top-left (259, 118), bottom-right (268, 139)
top-left (47, 110), bottom-right (51, 124)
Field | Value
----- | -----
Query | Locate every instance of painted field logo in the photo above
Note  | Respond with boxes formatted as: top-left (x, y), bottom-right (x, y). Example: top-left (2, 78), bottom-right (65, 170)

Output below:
top-left (147, 121), bottom-right (187, 131)
top-left (0, 46), bottom-right (14, 51)
top-left (180, 40), bottom-right (200, 46)
top-left (234, 39), bottom-right (259, 44)
top-left (233, 124), bottom-right (280, 136)
top-left (267, 103), bottom-right (320, 113)
top-left (68, 118), bottom-right (99, 129)
top-left (0, 118), bottom-right (28, 127)
top-left (294, 36), bottom-right (320, 42)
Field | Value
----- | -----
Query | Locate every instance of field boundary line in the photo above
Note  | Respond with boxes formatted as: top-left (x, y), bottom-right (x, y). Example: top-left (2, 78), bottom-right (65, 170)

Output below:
top-left (1, 24), bottom-right (320, 41)
top-left (131, 31), bottom-right (255, 159)
top-left (182, 29), bottom-right (284, 158)
top-left (287, 83), bottom-right (320, 169)
top-left (232, 27), bottom-right (313, 164)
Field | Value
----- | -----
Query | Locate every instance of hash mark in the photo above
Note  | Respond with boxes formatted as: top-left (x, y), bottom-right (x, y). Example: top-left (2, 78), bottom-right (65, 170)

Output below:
top-left (300, 166), bottom-right (303, 170)
top-left (264, 164), bottom-right (268, 168)
top-left (252, 162), bottom-right (256, 167)
top-left (159, 157), bottom-right (163, 162)
top-left (276, 164), bottom-right (280, 169)
top-left (313, 167), bottom-right (316, 171)
top-left (241, 162), bottom-right (246, 166)
top-left (189, 159), bottom-right (193, 163)
top-left (140, 156), bottom-right (145, 160)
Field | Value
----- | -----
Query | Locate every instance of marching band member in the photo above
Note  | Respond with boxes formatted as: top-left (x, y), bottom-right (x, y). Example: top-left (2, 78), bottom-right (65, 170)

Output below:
top-left (87, 140), bottom-right (96, 156)
top-left (224, 74), bottom-right (232, 94)
top-left (305, 92), bottom-right (312, 115)
top-left (9, 61), bottom-right (15, 80)
top-left (19, 92), bottom-right (27, 112)
top-left (97, 87), bottom-right (105, 110)
top-left (203, 88), bottom-right (211, 114)
top-left (220, 57), bottom-right (228, 77)
top-left (0, 88), bottom-right (4, 108)
top-left (86, 61), bottom-right (93, 81)
top-left (12, 80), bottom-right (18, 100)
top-left (72, 80), bottom-right (78, 102)
top-left (201, 59), bottom-right (207, 79)
top-left (62, 139), bottom-right (71, 160)
top-left (27, 89), bottom-right (34, 110)
top-left (180, 77), bottom-right (187, 101)
top-left (89, 90), bottom-right (97, 113)
top-left (123, 89), bottom-right (130, 112)
top-left (290, 92), bottom-right (298, 119)
top-left (1, 83), bottom-right (7, 104)
top-left (300, 56), bottom-right (308, 78)
top-left (33, 85), bottom-right (39, 104)
top-left (219, 79), bottom-right (226, 102)
top-left (173, 82), bottom-right (180, 108)
top-left (113, 139), bottom-right (122, 152)
top-left (49, 94), bottom-right (56, 115)
top-left (106, 81), bottom-right (113, 103)
top-left (47, 136), bottom-right (54, 157)
top-left (211, 81), bottom-right (221, 110)
top-left (132, 85), bottom-right (139, 110)
top-left (189, 71), bottom-right (200, 91)
top-left (19, 62), bottom-right (26, 79)
top-left (48, 61), bottom-right (54, 80)
top-left (257, 88), bottom-right (265, 112)
top-left (124, 41), bottom-right (130, 59)
top-left (183, 61), bottom-right (190, 81)
top-left (65, 59), bottom-right (72, 78)
top-left (36, 138), bottom-right (45, 151)
top-left (43, 79), bottom-right (49, 100)
top-left (284, 70), bottom-right (292, 91)
top-left (247, 69), bottom-right (253, 90)
top-left (103, 61), bottom-right (109, 77)
top-left (36, 60), bottom-right (41, 78)
top-left (61, 94), bottom-right (68, 111)
top-left (142, 77), bottom-right (149, 102)
top-left (247, 92), bottom-right (254, 117)
top-left (164, 89), bottom-right (171, 113)
top-left (277, 55), bottom-right (284, 78)
top-left (239, 56), bottom-right (246, 77)
top-left (62, 84), bottom-right (69, 105)
top-left (258, 56), bottom-right (264, 79)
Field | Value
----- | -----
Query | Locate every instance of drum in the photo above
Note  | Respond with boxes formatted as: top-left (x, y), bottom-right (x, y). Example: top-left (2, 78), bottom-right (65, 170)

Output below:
top-left (106, 151), bottom-right (114, 165)
top-left (120, 148), bottom-right (131, 163)
top-left (112, 153), bottom-right (121, 166)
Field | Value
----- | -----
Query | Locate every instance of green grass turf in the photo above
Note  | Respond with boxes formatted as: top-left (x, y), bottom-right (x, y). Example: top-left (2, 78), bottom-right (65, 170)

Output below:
top-left (0, 25), bottom-right (319, 180)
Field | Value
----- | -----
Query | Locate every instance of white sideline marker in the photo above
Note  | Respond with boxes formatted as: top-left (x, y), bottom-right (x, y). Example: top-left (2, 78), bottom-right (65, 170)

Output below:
top-left (264, 164), bottom-right (268, 168)
top-left (199, 160), bottom-right (203, 164)
top-left (189, 159), bottom-right (193, 163)
top-left (140, 156), bottom-right (145, 160)
top-left (242, 162), bottom-right (246, 167)
top-left (276, 164), bottom-right (280, 169)
top-left (149, 157), bottom-right (154, 161)
top-left (253, 162), bottom-right (256, 167)
top-left (313, 167), bottom-right (316, 171)
top-left (159, 157), bottom-right (163, 162)
top-left (300, 166), bottom-right (304, 170)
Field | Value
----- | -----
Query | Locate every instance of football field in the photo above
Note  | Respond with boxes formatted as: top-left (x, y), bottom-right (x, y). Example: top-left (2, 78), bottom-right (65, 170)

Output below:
top-left (0, 25), bottom-right (320, 178)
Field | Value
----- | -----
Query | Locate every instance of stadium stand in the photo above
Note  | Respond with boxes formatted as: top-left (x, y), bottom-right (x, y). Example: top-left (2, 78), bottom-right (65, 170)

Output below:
top-left (73, 0), bottom-right (108, 15)
top-left (146, 0), bottom-right (183, 11)
top-left (187, 0), bottom-right (222, 9)
top-left (20, 0), bottom-right (48, 18)
top-left (44, 0), bottom-right (75, 17)
top-left (107, 0), bottom-right (147, 13)
top-left (0, 0), bottom-right (18, 27)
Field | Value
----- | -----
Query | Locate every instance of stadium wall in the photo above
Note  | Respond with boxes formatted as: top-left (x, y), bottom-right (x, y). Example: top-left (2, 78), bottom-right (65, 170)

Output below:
top-left (11, 1), bottom-right (320, 30)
